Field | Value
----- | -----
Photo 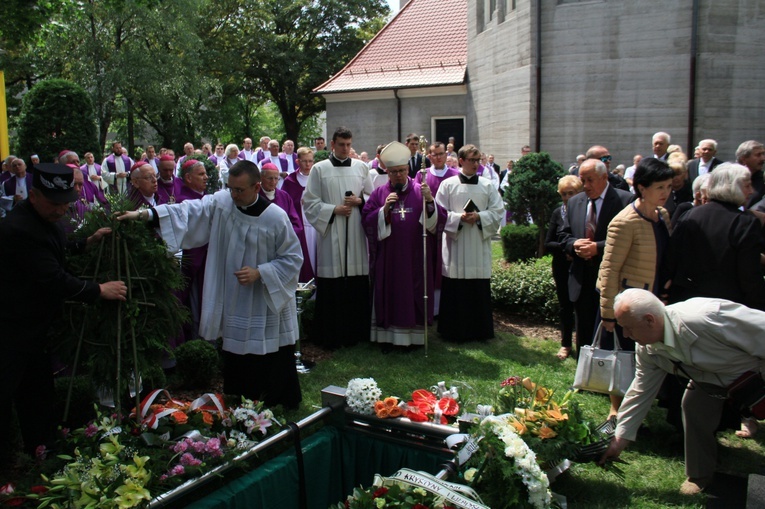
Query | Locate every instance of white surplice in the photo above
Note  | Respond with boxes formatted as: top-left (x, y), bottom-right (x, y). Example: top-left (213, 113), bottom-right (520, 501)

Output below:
top-left (154, 190), bottom-right (302, 355)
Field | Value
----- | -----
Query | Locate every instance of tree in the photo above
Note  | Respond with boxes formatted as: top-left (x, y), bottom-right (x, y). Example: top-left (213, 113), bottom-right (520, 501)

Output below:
top-left (200, 0), bottom-right (390, 141)
top-left (504, 152), bottom-right (566, 257)
top-left (16, 79), bottom-right (100, 162)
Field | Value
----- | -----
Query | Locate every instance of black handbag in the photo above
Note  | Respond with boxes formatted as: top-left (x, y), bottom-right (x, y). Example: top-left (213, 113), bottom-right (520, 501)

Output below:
top-left (727, 371), bottom-right (765, 419)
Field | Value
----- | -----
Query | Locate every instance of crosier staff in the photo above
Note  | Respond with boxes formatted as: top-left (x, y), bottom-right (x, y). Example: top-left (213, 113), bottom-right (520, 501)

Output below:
top-left (419, 136), bottom-right (429, 357)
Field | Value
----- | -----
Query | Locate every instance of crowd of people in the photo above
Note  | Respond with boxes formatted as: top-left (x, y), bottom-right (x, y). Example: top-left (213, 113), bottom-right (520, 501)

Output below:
top-left (551, 133), bottom-right (765, 495)
top-left (2, 129), bottom-right (765, 496)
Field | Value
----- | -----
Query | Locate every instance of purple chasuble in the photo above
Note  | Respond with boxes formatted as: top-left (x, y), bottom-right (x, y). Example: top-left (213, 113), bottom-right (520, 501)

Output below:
top-left (413, 167), bottom-right (457, 290)
top-left (174, 185), bottom-right (208, 345)
top-left (157, 177), bottom-right (184, 204)
top-left (362, 178), bottom-right (446, 329)
top-left (281, 173), bottom-right (315, 282)
top-left (260, 187), bottom-right (313, 282)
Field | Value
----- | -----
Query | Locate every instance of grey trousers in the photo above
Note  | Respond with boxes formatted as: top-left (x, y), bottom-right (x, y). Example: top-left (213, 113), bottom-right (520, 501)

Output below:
top-left (681, 380), bottom-right (728, 479)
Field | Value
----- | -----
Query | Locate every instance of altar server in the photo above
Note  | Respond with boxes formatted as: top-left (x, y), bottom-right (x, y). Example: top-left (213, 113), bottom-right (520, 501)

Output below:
top-left (118, 160), bottom-right (303, 408)
top-left (435, 144), bottom-right (504, 342)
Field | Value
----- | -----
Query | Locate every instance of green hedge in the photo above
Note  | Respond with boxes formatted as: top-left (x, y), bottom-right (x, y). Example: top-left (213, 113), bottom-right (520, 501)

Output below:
top-left (490, 256), bottom-right (559, 323)
top-left (500, 224), bottom-right (539, 263)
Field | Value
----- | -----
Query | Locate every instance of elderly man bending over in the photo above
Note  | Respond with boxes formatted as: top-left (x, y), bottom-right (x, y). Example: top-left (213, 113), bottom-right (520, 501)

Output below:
top-left (600, 288), bottom-right (765, 495)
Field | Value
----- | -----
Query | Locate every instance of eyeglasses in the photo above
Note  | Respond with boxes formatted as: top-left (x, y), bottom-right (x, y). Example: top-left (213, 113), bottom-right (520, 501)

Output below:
top-left (465, 158), bottom-right (481, 164)
top-left (388, 169), bottom-right (408, 175)
top-left (600, 155), bottom-right (612, 163)
top-left (430, 152), bottom-right (446, 157)
top-left (138, 176), bottom-right (158, 182)
top-left (228, 184), bottom-right (257, 195)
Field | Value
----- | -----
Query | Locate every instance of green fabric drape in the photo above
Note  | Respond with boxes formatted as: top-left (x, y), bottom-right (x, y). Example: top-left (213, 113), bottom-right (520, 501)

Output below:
top-left (184, 424), bottom-right (453, 509)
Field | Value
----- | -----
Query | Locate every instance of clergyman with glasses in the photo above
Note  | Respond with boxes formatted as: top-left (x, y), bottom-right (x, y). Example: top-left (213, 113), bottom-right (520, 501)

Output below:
top-left (433, 144), bottom-right (504, 342)
top-left (118, 159), bottom-right (303, 409)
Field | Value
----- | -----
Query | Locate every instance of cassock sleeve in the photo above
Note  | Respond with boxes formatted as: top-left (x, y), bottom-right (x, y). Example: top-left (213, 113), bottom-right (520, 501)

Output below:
top-left (476, 183), bottom-right (504, 240)
top-left (258, 209), bottom-right (303, 313)
top-left (302, 165), bottom-right (336, 237)
top-left (155, 194), bottom-right (216, 252)
top-left (435, 180), bottom-right (463, 238)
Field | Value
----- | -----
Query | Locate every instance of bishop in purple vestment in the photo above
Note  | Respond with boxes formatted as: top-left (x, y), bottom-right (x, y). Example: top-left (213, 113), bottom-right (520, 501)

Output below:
top-left (260, 163), bottom-right (312, 282)
top-left (157, 156), bottom-right (184, 204)
top-left (361, 142), bottom-right (446, 347)
top-left (176, 160), bottom-right (210, 344)
top-left (281, 150), bottom-right (316, 282)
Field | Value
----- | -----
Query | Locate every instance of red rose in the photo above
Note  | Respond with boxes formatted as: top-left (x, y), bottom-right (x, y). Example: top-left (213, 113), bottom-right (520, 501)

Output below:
top-left (30, 486), bottom-right (48, 494)
top-left (373, 487), bottom-right (388, 498)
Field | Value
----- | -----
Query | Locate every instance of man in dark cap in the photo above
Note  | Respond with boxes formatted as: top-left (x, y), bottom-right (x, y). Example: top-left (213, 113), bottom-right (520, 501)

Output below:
top-left (0, 163), bottom-right (127, 469)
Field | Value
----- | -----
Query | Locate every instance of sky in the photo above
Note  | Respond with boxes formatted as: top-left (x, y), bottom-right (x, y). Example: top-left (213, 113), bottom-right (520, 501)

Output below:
top-left (386, 0), bottom-right (399, 14)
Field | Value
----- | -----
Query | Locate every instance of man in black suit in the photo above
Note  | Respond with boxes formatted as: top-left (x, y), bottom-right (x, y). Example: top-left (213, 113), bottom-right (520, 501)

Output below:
top-left (488, 154), bottom-right (500, 175)
top-left (687, 139), bottom-right (723, 183)
top-left (559, 155), bottom-right (632, 356)
top-left (406, 133), bottom-right (424, 178)
top-left (736, 140), bottom-right (765, 208)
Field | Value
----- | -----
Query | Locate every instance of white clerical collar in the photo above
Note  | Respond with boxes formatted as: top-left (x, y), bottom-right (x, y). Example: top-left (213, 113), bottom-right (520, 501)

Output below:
top-left (459, 170), bottom-right (477, 178)
top-left (143, 195), bottom-right (156, 207)
top-left (263, 189), bottom-right (276, 200)
top-left (297, 172), bottom-right (309, 186)
top-left (241, 195), bottom-right (259, 209)
top-left (430, 166), bottom-right (448, 177)
top-left (161, 177), bottom-right (174, 184)
top-left (332, 153), bottom-right (350, 164)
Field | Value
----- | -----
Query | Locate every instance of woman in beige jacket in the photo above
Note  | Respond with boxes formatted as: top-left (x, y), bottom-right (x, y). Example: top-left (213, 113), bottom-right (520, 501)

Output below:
top-left (597, 157), bottom-right (675, 416)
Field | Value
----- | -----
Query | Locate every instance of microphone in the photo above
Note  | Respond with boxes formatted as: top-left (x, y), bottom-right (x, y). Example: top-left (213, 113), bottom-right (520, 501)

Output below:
top-left (345, 190), bottom-right (352, 197)
top-left (393, 183), bottom-right (403, 194)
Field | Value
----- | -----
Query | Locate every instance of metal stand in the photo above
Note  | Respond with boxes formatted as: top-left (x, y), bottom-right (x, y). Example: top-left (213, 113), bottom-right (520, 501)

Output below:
top-left (295, 279), bottom-right (316, 374)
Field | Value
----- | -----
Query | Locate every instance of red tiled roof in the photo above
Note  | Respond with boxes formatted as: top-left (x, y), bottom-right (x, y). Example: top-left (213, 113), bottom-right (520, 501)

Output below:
top-left (314, 0), bottom-right (467, 94)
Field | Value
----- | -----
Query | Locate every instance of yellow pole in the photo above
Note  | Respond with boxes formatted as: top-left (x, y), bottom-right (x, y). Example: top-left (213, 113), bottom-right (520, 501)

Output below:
top-left (0, 71), bottom-right (8, 159)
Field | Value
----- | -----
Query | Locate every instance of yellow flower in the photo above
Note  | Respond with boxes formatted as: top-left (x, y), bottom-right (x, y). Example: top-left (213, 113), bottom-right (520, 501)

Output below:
top-left (464, 467), bottom-right (478, 483)
top-left (114, 480), bottom-right (151, 508)
top-left (521, 377), bottom-right (534, 392)
top-left (375, 496), bottom-right (387, 508)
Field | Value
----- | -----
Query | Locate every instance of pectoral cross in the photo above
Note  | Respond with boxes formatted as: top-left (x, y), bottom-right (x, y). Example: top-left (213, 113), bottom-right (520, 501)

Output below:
top-left (397, 202), bottom-right (408, 220)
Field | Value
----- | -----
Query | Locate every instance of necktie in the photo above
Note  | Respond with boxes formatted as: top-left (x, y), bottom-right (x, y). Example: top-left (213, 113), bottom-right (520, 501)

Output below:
top-left (585, 198), bottom-right (597, 241)
top-left (411, 156), bottom-right (417, 174)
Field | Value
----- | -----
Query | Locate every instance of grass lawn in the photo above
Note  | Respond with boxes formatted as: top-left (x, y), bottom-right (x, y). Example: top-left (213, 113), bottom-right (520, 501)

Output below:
top-left (286, 241), bottom-right (765, 508)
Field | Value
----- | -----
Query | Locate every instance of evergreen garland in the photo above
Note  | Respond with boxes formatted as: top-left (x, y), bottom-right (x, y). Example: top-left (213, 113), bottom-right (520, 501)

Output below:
top-left (52, 193), bottom-right (189, 413)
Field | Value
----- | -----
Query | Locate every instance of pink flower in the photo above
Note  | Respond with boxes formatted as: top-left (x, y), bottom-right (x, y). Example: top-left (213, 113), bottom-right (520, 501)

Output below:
top-left (0, 483), bottom-right (15, 495)
top-left (192, 441), bottom-right (206, 454)
top-left (60, 428), bottom-right (70, 439)
top-left (170, 465), bottom-right (185, 476)
top-left (501, 376), bottom-right (521, 387)
top-left (84, 423), bottom-right (98, 438)
top-left (172, 440), bottom-right (189, 454)
top-left (253, 412), bottom-right (272, 435)
top-left (205, 437), bottom-right (222, 456)
top-left (35, 445), bottom-right (47, 460)
top-left (180, 453), bottom-right (202, 467)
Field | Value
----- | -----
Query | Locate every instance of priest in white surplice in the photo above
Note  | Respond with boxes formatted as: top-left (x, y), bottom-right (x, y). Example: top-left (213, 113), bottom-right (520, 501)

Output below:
top-left (435, 144), bottom-right (504, 342)
top-left (302, 126), bottom-right (374, 349)
top-left (118, 160), bottom-right (303, 408)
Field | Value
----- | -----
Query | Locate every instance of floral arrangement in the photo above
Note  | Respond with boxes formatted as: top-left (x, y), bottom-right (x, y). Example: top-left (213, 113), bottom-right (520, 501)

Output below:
top-left (463, 415), bottom-right (553, 509)
top-left (336, 468), bottom-right (487, 509)
top-left (490, 376), bottom-right (598, 467)
top-left (337, 483), bottom-right (457, 509)
top-left (346, 378), bottom-right (382, 415)
top-left (373, 396), bottom-right (404, 419)
top-left (5, 393), bottom-right (282, 508)
top-left (405, 389), bottom-right (460, 424)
